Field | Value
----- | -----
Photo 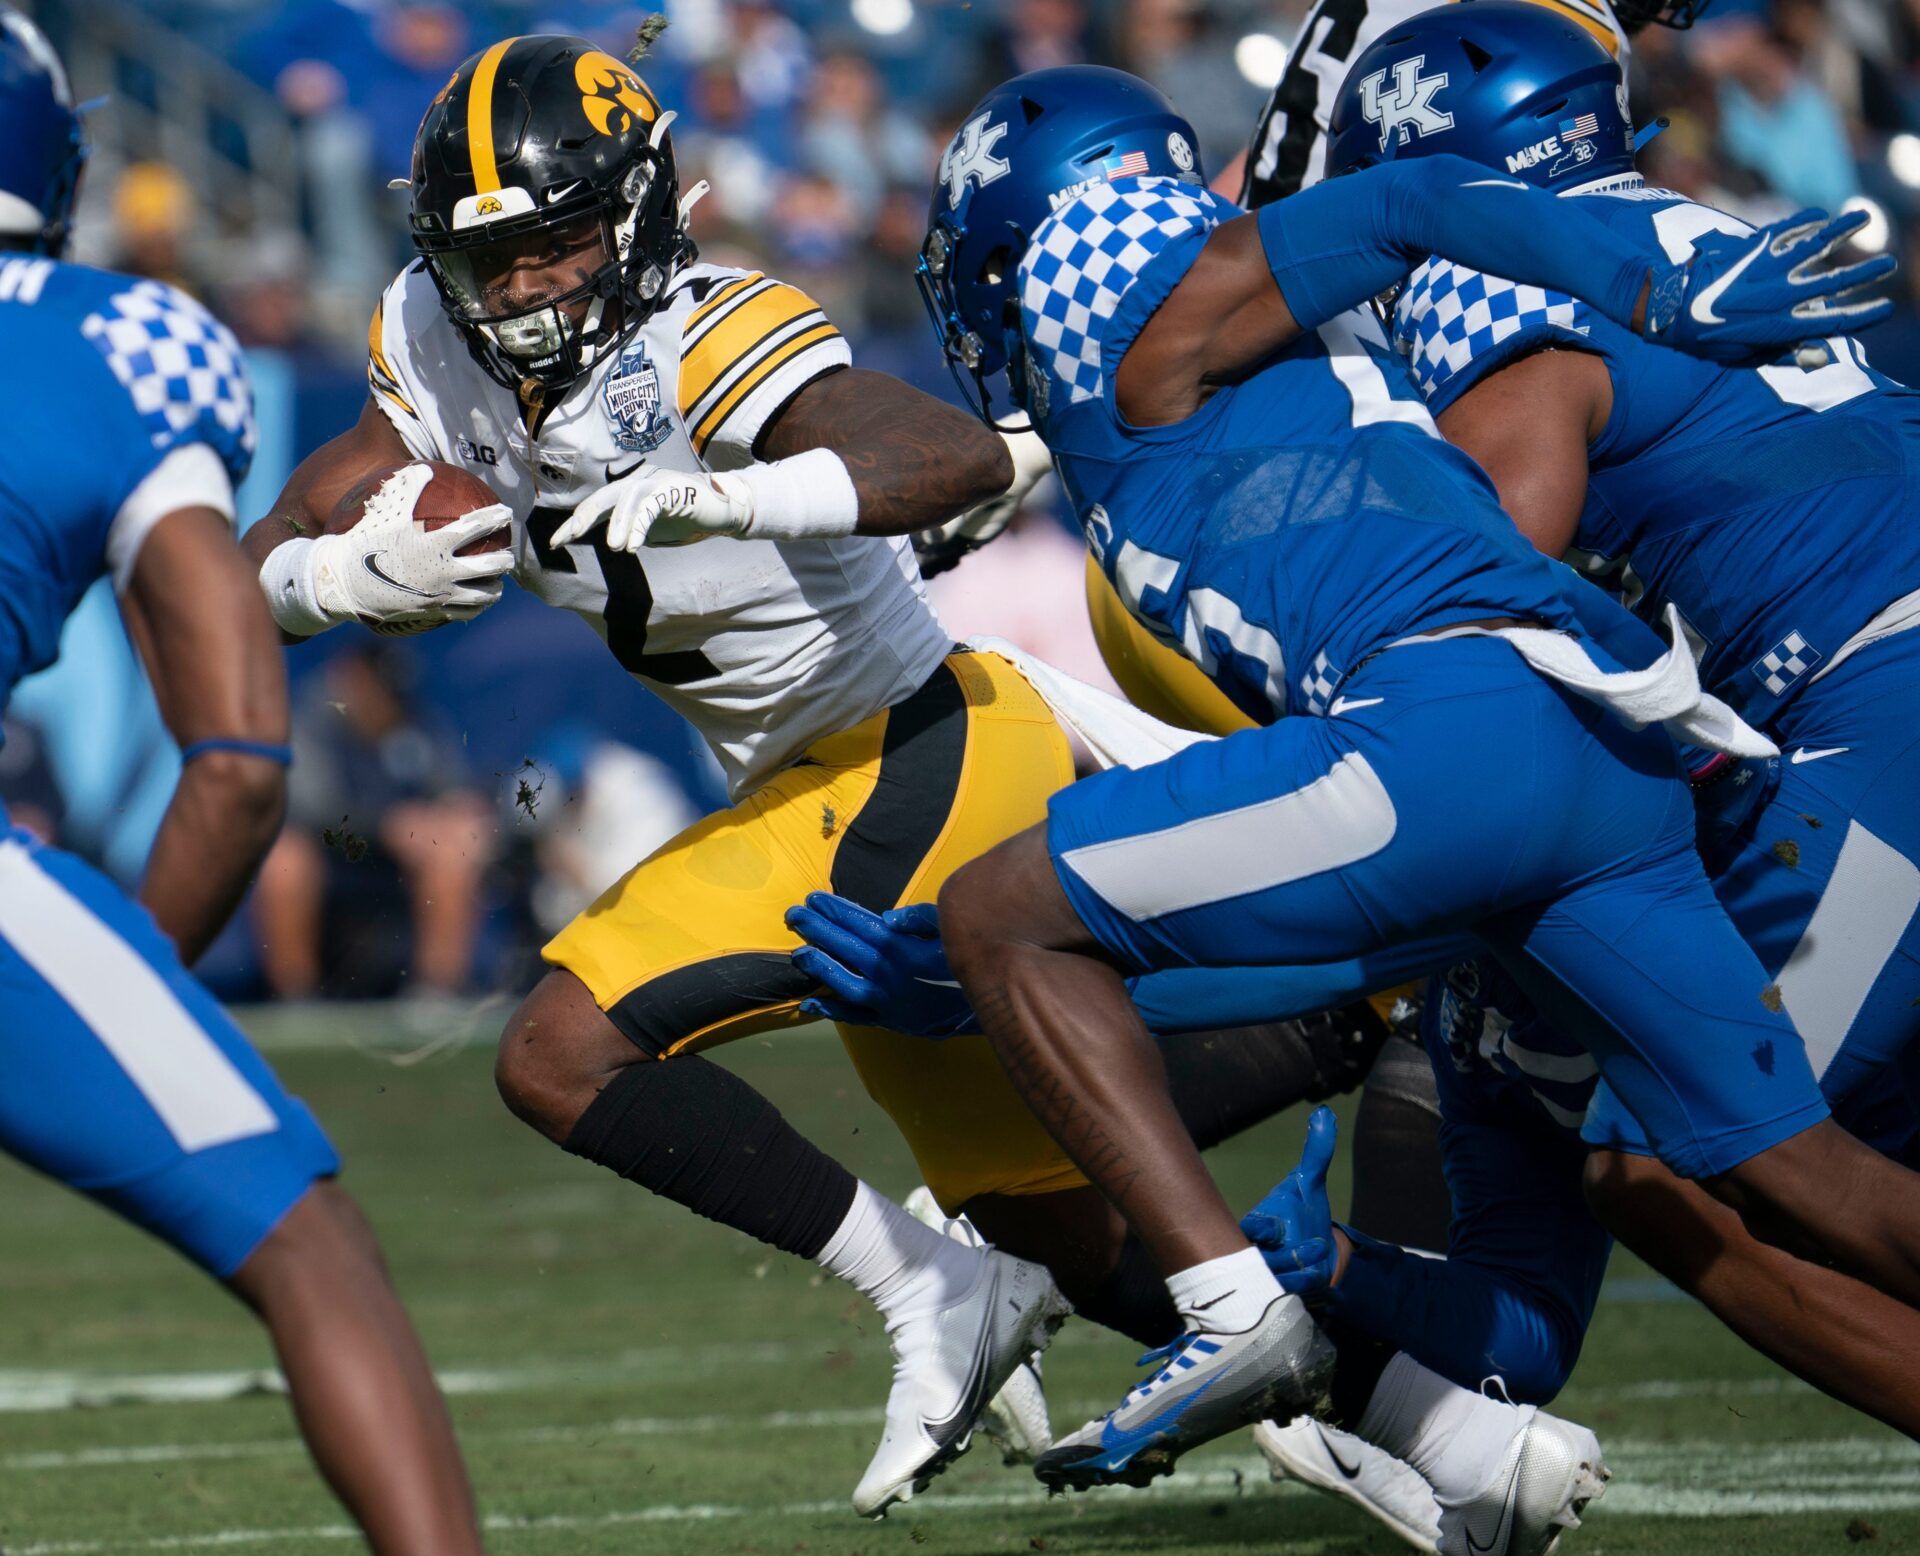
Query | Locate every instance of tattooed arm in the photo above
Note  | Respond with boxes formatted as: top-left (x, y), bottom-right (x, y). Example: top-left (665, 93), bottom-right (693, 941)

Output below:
top-left (549, 366), bottom-right (1020, 551)
top-left (758, 367), bottom-right (1013, 537)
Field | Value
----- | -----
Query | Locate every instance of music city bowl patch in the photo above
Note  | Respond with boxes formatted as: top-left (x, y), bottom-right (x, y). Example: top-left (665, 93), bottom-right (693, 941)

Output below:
top-left (604, 339), bottom-right (670, 453)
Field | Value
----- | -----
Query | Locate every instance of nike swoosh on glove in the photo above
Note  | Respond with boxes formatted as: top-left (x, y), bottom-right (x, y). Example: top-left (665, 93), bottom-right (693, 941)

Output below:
top-left (310, 462), bottom-right (513, 631)
top-left (1639, 207), bottom-right (1896, 364)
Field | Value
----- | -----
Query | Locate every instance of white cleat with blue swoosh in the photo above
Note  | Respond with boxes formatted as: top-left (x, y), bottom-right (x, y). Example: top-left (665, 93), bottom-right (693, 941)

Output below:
top-left (1034, 1292), bottom-right (1335, 1492)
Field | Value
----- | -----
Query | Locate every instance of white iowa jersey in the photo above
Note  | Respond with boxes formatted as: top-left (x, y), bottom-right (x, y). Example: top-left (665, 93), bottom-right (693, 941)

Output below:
top-left (368, 261), bottom-right (952, 797)
top-left (1241, 0), bottom-right (1629, 206)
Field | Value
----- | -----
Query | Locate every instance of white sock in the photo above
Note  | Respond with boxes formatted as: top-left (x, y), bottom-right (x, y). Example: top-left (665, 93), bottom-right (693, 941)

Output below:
top-left (816, 1181), bottom-right (979, 1322)
top-left (1164, 1246), bottom-right (1283, 1333)
top-left (1356, 1352), bottom-right (1527, 1496)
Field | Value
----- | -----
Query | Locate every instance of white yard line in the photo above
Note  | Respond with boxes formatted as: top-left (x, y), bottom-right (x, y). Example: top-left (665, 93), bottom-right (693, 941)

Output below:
top-left (8, 1469), bottom-right (1274, 1555)
top-left (15, 1448), bottom-right (1920, 1554)
top-left (3, 1406), bottom-right (891, 1470)
top-left (0, 1344), bottom-right (806, 1413)
top-left (0, 1334), bottom-right (1816, 1416)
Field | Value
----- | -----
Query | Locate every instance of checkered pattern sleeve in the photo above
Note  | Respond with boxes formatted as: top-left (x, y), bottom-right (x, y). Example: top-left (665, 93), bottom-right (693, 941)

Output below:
top-left (1392, 258), bottom-right (1595, 416)
top-left (1017, 177), bottom-right (1232, 413)
top-left (79, 279), bottom-right (256, 488)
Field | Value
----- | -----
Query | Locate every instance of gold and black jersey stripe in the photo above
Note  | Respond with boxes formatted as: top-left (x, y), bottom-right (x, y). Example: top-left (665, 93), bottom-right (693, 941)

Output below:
top-left (366, 298), bottom-right (417, 419)
top-left (677, 273), bottom-right (841, 456)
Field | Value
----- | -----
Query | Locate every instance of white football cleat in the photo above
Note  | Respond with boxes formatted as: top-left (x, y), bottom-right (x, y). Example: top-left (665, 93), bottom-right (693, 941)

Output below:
top-left (852, 1244), bottom-right (1070, 1518)
top-left (1035, 1293), bottom-right (1334, 1492)
top-left (1256, 1416), bottom-right (1441, 1552)
top-left (1435, 1407), bottom-right (1609, 1556)
top-left (903, 1186), bottom-right (1052, 1463)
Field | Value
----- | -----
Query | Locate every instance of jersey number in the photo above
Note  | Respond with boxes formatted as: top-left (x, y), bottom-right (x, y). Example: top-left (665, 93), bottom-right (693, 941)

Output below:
top-left (1246, 0), bottom-right (1370, 205)
top-left (1110, 536), bottom-right (1289, 717)
top-left (526, 506), bottom-right (717, 685)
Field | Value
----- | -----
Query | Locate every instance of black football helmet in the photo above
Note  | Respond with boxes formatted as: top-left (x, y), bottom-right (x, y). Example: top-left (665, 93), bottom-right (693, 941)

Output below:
top-left (407, 34), bottom-right (697, 394)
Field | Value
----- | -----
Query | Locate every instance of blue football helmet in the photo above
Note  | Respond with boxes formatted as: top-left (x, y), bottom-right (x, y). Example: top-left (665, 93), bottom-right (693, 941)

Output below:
top-left (1326, 1), bottom-right (1634, 193)
top-left (918, 65), bottom-right (1204, 426)
top-left (0, 7), bottom-right (84, 256)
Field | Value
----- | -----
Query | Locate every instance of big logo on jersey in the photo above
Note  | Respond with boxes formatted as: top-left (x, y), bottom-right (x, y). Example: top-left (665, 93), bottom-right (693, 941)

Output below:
top-left (604, 339), bottom-right (669, 453)
top-left (940, 113), bottom-right (1010, 208)
top-left (1358, 56), bottom-right (1453, 152)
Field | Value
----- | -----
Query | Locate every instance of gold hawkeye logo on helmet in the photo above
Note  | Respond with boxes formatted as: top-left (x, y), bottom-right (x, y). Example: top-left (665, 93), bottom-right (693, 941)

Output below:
top-left (575, 50), bottom-right (655, 138)
top-left (475, 195), bottom-right (504, 215)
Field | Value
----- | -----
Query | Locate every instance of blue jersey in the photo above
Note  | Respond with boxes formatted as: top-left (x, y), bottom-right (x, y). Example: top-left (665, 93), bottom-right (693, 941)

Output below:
top-left (1395, 177), bottom-right (1920, 728)
top-left (0, 255), bottom-right (254, 713)
top-left (1017, 177), bottom-right (1595, 725)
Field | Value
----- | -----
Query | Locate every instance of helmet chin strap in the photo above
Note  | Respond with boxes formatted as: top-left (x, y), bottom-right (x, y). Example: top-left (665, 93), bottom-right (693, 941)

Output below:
top-left (574, 295), bottom-right (611, 368)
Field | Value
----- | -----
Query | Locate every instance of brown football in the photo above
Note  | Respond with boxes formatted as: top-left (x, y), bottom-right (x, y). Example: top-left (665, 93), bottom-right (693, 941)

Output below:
top-left (329, 460), bottom-right (510, 556)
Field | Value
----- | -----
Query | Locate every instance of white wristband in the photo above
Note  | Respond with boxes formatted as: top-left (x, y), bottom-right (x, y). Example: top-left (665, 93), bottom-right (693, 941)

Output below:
top-left (259, 535), bottom-right (337, 637)
top-left (735, 447), bottom-right (860, 541)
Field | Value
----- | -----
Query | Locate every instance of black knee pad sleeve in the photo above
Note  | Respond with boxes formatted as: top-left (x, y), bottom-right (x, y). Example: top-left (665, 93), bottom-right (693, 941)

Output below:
top-left (563, 1054), bottom-right (856, 1260)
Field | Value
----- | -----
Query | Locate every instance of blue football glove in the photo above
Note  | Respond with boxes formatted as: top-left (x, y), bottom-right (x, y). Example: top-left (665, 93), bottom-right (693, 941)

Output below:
top-left (1640, 207), bottom-right (1896, 364)
top-left (1239, 1105), bottom-right (1339, 1297)
top-left (786, 894), bottom-right (981, 1038)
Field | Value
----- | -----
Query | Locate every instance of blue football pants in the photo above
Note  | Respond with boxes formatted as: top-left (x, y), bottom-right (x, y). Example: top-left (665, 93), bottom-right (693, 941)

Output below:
top-left (1049, 636), bottom-right (1828, 1180)
top-left (0, 827), bottom-right (337, 1277)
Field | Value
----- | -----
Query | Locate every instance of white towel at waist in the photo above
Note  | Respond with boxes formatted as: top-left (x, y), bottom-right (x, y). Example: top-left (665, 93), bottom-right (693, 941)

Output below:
top-left (974, 601), bottom-right (1777, 771)
top-left (967, 636), bottom-right (1211, 771)
top-left (1386, 603), bottom-right (1778, 760)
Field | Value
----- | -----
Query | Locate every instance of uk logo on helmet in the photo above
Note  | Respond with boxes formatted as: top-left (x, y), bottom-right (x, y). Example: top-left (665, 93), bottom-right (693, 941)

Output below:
top-left (604, 340), bottom-right (669, 453)
top-left (939, 113), bottom-right (1011, 208)
top-left (1358, 56), bottom-right (1454, 151)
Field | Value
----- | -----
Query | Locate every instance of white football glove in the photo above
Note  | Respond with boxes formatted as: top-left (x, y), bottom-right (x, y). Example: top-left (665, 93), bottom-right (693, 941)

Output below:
top-left (262, 463), bottom-right (514, 637)
top-left (549, 465), bottom-right (754, 552)
top-left (913, 428), bottom-right (1054, 578)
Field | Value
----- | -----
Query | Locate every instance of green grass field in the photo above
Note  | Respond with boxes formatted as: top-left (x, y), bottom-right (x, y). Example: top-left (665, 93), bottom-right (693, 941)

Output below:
top-left (3, 1008), bottom-right (1914, 1555)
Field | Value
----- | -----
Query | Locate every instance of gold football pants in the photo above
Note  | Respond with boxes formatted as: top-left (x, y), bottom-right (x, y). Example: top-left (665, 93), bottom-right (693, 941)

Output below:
top-left (544, 650), bottom-right (1085, 1211)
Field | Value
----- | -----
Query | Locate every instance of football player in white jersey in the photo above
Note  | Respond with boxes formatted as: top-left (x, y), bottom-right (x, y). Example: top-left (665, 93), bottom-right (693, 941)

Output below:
top-left (241, 33), bottom-right (1131, 1518)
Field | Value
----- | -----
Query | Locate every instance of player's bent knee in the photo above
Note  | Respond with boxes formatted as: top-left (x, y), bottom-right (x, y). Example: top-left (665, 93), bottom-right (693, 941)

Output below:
top-left (938, 828), bottom-right (1083, 981)
top-left (935, 861), bottom-right (1001, 979)
top-left (1497, 1310), bottom-right (1586, 1404)
top-left (496, 971), bottom-right (631, 1142)
top-left (1581, 1147), bottom-right (1648, 1222)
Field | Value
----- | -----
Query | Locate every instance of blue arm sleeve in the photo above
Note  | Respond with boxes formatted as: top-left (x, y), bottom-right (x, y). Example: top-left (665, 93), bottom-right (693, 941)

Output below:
top-left (1126, 931), bottom-right (1479, 1034)
top-left (1259, 155), bottom-right (1650, 337)
top-left (1324, 1113), bottom-right (1611, 1404)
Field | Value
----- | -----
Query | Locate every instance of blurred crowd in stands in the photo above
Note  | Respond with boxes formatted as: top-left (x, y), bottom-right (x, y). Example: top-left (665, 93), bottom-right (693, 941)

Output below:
top-left (15, 0), bottom-right (1920, 1009)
